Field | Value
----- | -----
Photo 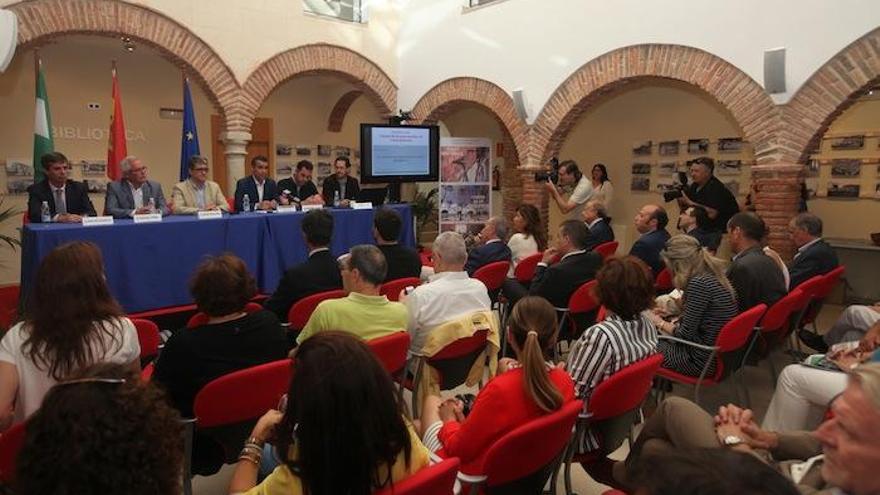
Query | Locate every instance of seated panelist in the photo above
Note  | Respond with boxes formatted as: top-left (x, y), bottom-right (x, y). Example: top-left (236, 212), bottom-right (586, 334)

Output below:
top-left (233, 155), bottom-right (277, 212)
top-left (171, 155), bottom-right (229, 215)
top-left (104, 155), bottom-right (169, 218)
top-left (27, 151), bottom-right (96, 223)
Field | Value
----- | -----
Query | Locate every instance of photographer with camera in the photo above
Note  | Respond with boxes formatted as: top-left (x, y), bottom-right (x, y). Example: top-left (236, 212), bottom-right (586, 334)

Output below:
top-left (675, 157), bottom-right (739, 234)
top-left (543, 159), bottom-right (594, 219)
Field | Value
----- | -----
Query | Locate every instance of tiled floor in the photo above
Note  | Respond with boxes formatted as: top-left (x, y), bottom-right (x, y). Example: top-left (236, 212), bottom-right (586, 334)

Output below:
top-left (194, 305), bottom-right (844, 495)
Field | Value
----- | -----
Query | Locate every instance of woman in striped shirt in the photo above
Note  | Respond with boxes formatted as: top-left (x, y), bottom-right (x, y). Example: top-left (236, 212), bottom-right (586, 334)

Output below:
top-left (651, 235), bottom-right (738, 377)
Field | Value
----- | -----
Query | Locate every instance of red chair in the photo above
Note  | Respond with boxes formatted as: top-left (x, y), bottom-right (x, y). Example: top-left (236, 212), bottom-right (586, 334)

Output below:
top-left (374, 457), bottom-right (461, 495)
top-left (656, 304), bottom-right (767, 407)
top-left (132, 318), bottom-right (161, 364)
top-left (0, 285), bottom-right (20, 331)
top-left (140, 362), bottom-right (155, 382)
top-left (381, 277), bottom-right (421, 302)
top-left (287, 289), bottom-right (347, 330)
top-left (193, 358), bottom-right (293, 429)
top-left (654, 267), bottom-right (673, 293)
top-left (596, 306), bottom-right (607, 322)
top-left (514, 252), bottom-right (544, 283)
top-left (473, 261), bottom-right (511, 296)
top-left (563, 355), bottom-right (663, 494)
top-left (748, 288), bottom-right (810, 380)
top-left (457, 400), bottom-right (583, 494)
top-left (796, 266), bottom-right (845, 335)
top-left (556, 280), bottom-right (600, 345)
top-left (227, 196), bottom-right (235, 212)
top-left (368, 332), bottom-right (411, 404)
top-left (593, 241), bottom-right (619, 261)
top-left (419, 248), bottom-right (434, 268)
top-left (0, 421), bottom-right (26, 483)
top-left (186, 301), bottom-right (263, 329)
top-left (410, 330), bottom-right (490, 417)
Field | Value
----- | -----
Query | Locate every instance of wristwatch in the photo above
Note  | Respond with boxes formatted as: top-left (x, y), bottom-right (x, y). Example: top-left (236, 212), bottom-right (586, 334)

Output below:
top-left (723, 435), bottom-right (744, 447)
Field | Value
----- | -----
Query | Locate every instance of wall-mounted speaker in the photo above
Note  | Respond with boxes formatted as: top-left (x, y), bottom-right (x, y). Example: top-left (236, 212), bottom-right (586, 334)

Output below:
top-left (0, 10), bottom-right (17, 73)
top-left (512, 88), bottom-right (530, 122)
top-left (764, 47), bottom-right (786, 94)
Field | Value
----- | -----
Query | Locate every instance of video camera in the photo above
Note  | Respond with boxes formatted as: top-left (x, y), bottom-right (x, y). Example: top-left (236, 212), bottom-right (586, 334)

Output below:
top-left (534, 157), bottom-right (560, 184)
top-left (662, 171), bottom-right (690, 202)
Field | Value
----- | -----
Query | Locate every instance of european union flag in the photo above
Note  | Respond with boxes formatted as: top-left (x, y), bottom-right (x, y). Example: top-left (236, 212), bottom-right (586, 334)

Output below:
top-left (179, 78), bottom-right (201, 181)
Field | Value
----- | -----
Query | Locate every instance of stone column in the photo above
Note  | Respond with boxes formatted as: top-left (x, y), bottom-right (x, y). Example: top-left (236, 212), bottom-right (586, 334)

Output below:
top-left (752, 162), bottom-right (803, 260)
top-left (221, 131), bottom-right (252, 194)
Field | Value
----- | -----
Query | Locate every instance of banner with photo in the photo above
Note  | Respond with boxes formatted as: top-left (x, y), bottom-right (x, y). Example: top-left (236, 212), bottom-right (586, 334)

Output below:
top-left (438, 137), bottom-right (493, 238)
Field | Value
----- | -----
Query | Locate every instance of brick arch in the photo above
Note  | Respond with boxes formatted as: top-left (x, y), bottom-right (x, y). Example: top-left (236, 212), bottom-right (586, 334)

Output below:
top-left (8, 0), bottom-right (240, 129)
top-left (785, 27), bottom-right (880, 164)
top-left (240, 44), bottom-right (396, 131)
top-left (327, 90), bottom-right (363, 132)
top-left (531, 44), bottom-right (779, 166)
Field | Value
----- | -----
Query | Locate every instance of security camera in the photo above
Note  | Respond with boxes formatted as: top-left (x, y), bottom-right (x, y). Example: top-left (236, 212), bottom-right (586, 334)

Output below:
top-left (0, 10), bottom-right (17, 73)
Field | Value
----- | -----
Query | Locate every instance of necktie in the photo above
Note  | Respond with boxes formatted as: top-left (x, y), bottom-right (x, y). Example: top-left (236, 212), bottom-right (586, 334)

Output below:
top-left (54, 188), bottom-right (67, 215)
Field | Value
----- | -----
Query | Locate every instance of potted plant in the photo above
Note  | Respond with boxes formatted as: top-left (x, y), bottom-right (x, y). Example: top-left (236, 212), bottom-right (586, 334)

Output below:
top-left (410, 187), bottom-right (438, 245)
top-left (0, 197), bottom-right (20, 251)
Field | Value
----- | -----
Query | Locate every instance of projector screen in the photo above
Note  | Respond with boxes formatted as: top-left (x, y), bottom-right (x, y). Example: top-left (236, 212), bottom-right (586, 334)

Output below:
top-left (360, 124), bottom-right (439, 183)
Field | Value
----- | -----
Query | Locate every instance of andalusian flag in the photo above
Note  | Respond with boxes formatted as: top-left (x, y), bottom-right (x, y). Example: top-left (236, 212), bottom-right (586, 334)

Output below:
top-left (33, 56), bottom-right (53, 183)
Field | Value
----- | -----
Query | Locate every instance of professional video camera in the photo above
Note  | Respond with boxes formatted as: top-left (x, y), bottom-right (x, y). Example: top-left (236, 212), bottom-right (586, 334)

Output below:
top-left (534, 157), bottom-right (560, 184)
top-left (662, 171), bottom-right (690, 202)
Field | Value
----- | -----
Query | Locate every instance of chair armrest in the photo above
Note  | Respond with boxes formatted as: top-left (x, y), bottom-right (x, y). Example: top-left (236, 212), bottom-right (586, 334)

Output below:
top-left (280, 322), bottom-right (290, 329)
top-left (457, 472), bottom-right (488, 484)
top-left (658, 334), bottom-right (719, 352)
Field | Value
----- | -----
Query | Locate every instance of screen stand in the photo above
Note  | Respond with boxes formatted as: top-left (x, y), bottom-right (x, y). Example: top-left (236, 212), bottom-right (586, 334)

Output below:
top-left (387, 183), bottom-right (402, 204)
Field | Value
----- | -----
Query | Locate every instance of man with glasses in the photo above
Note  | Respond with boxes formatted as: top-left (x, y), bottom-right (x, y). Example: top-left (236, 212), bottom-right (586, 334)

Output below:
top-left (171, 155), bottom-right (229, 214)
top-left (277, 160), bottom-right (322, 207)
top-left (104, 155), bottom-right (169, 218)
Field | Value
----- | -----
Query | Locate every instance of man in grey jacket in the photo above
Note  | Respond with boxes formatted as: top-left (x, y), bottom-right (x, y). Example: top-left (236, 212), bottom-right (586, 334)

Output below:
top-left (104, 155), bottom-right (169, 218)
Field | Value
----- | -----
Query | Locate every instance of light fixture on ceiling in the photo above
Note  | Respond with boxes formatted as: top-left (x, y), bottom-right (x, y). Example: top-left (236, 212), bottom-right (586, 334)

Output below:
top-left (121, 36), bottom-right (135, 53)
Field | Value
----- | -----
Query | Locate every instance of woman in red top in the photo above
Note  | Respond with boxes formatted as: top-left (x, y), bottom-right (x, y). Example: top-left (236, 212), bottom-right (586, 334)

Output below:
top-left (419, 296), bottom-right (576, 474)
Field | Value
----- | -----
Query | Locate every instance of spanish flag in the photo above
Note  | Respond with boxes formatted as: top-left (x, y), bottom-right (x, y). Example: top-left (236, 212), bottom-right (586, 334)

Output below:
top-left (107, 62), bottom-right (127, 181)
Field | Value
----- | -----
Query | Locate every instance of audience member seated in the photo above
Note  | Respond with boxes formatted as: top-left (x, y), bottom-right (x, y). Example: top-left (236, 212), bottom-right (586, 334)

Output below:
top-left (277, 160), bottom-right (323, 207)
top-left (615, 363), bottom-right (880, 495)
top-left (726, 212), bottom-right (786, 312)
top-left (767, 212), bottom-right (839, 289)
top-left (230, 332), bottom-right (430, 494)
top-left (507, 203), bottom-right (546, 277)
top-left (374, 207), bottom-right (422, 282)
top-left (566, 256), bottom-right (658, 462)
top-left (648, 235), bottom-right (738, 377)
top-left (172, 155), bottom-right (230, 214)
top-left (321, 156), bottom-right (360, 207)
top-left (629, 204), bottom-right (671, 275)
top-left (27, 151), bottom-right (96, 223)
top-left (0, 241), bottom-right (139, 429)
top-left (763, 322), bottom-right (880, 432)
top-left (263, 209), bottom-right (342, 321)
top-left (464, 216), bottom-right (512, 276)
top-left (803, 302), bottom-right (880, 353)
top-left (582, 199), bottom-right (615, 251)
top-left (104, 155), bottom-right (169, 218)
top-left (418, 296), bottom-right (575, 475)
top-left (234, 155), bottom-right (278, 212)
top-left (678, 205), bottom-right (721, 253)
top-left (15, 363), bottom-right (184, 495)
top-left (402, 232), bottom-right (491, 356)
top-left (296, 245), bottom-right (408, 345)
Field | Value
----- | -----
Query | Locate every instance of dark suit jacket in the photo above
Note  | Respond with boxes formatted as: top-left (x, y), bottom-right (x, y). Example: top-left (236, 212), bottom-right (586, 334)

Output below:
top-left (727, 246), bottom-right (787, 312)
top-left (629, 229), bottom-right (671, 275)
top-left (530, 250), bottom-right (602, 309)
top-left (788, 239), bottom-right (839, 289)
top-left (27, 179), bottom-right (97, 222)
top-left (585, 219), bottom-right (615, 251)
top-left (322, 176), bottom-right (360, 206)
top-left (687, 227), bottom-right (722, 252)
top-left (234, 176), bottom-right (278, 212)
top-left (465, 240), bottom-right (512, 276)
top-left (378, 244), bottom-right (422, 282)
top-left (104, 179), bottom-right (169, 218)
top-left (276, 177), bottom-right (319, 203)
top-left (263, 249), bottom-right (343, 321)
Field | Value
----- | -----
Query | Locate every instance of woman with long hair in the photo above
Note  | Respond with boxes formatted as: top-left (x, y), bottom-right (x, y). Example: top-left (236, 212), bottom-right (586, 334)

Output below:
top-left (229, 332), bottom-right (430, 494)
top-left (507, 204), bottom-right (547, 277)
top-left (0, 241), bottom-right (140, 429)
top-left (590, 163), bottom-right (614, 211)
top-left (650, 235), bottom-right (738, 377)
top-left (419, 296), bottom-right (575, 474)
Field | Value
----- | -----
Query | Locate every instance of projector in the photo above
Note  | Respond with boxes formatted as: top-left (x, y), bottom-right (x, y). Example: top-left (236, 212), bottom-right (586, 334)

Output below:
top-left (0, 9), bottom-right (17, 73)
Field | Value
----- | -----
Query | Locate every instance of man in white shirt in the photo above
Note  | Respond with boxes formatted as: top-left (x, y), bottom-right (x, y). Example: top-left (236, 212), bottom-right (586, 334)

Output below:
top-left (401, 231), bottom-right (491, 355)
top-left (546, 160), bottom-right (594, 219)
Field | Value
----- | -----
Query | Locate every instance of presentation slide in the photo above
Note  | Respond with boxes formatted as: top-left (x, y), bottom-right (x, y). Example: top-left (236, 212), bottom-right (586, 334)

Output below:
top-left (371, 127), bottom-right (431, 176)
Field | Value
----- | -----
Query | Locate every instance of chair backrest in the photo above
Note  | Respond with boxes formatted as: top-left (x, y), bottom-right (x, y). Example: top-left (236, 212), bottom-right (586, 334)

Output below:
top-left (381, 277), bottom-right (421, 302)
top-left (0, 421), bottom-right (27, 483)
top-left (227, 196), bottom-right (235, 212)
top-left (428, 329), bottom-right (490, 390)
top-left (568, 280), bottom-right (599, 315)
top-left (759, 288), bottom-right (809, 334)
top-left (374, 457), bottom-right (460, 495)
top-left (594, 241), bottom-right (619, 261)
top-left (817, 265), bottom-right (846, 299)
top-left (514, 252), bottom-right (544, 283)
top-left (287, 289), bottom-right (347, 330)
top-left (132, 318), bottom-right (161, 361)
top-left (655, 267), bottom-right (673, 292)
top-left (140, 362), bottom-right (155, 382)
top-left (186, 301), bottom-right (264, 329)
top-left (716, 304), bottom-right (767, 354)
top-left (367, 332), bottom-right (410, 376)
top-left (588, 354), bottom-right (662, 421)
top-left (473, 261), bottom-right (511, 291)
top-left (482, 400), bottom-right (583, 488)
top-left (596, 305), bottom-right (607, 322)
top-left (796, 274), bottom-right (826, 299)
top-left (193, 359), bottom-right (293, 428)
top-left (0, 284), bottom-right (20, 331)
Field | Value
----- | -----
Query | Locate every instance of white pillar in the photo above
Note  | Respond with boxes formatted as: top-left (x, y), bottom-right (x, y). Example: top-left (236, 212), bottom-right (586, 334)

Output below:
top-left (221, 131), bottom-right (252, 194)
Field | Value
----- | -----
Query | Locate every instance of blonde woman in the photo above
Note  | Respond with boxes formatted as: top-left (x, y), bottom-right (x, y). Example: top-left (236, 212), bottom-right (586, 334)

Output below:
top-left (650, 235), bottom-right (738, 377)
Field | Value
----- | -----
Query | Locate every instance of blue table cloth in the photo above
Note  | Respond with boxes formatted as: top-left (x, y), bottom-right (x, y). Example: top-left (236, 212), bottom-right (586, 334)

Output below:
top-left (20, 205), bottom-right (414, 313)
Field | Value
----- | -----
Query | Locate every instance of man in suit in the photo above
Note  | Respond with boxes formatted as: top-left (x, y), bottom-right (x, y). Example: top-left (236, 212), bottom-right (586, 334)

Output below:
top-left (263, 209), bottom-right (342, 321)
top-left (726, 212), bottom-right (786, 312)
top-left (27, 151), bottom-right (96, 223)
top-left (104, 155), bottom-right (169, 218)
top-left (373, 207), bottom-right (421, 282)
top-left (629, 204), bottom-right (671, 276)
top-left (233, 155), bottom-right (278, 212)
top-left (277, 160), bottom-right (322, 207)
top-left (581, 199), bottom-right (614, 251)
top-left (465, 216), bottom-right (512, 276)
top-left (322, 156), bottom-right (360, 207)
top-left (786, 212), bottom-right (839, 289)
top-left (528, 219), bottom-right (602, 309)
top-left (678, 205), bottom-right (722, 253)
top-left (171, 155), bottom-right (230, 214)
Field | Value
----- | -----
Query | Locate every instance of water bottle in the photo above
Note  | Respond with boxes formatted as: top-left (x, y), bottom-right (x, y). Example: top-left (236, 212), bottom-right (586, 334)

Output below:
top-left (242, 194), bottom-right (251, 213)
top-left (40, 201), bottom-right (51, 223)
top-left (333, 190), bottom-right (340, 207)
top-left (147, 197), bottom-right (157, 214)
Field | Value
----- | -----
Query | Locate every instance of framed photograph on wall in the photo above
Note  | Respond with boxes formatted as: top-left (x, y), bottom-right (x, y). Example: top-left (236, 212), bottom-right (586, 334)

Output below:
top-left (717, 160), bottom-right (743, 175)
top-left (718, 137), bottom-right (744, 153)
top-left (5, 159), bottom-right (33, 177)
top-left (295, 145), bottom-right (312, 156)
top-left (830, 135), bottom-right (865, 150)
top-left (6, 178), bottom-right (31, 195)
top-left (631, 162), bottom-right (651, 175)
top-left (276, 161), bottom-right (293, 178)
top-left (631, 177), bottom-right (650, 192)
top-left (658, 161), bottom-right (677, 175)
top-left (658, 141), bottom-right (680, 156)
top-left (276, 144), bottom-right (292, 156)
top-left (827, 182), bottom-right (861, 199)
top-left (317, 144), bottom-right (332, 156)
top-left (687, 138), bottom-right (709, 154)
top-left (85, 178), bottom-right (108, 194)
top-left (830, 159), bottom-right (861, 178)
top-left (632, 140), bottom-right (653, 156)
top-left (655, 181), bottom-right (676, 194)
top-left (80, 160), bottom-right (107, 176)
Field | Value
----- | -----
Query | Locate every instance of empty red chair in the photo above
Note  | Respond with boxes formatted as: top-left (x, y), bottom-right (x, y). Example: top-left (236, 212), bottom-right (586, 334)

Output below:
top-left (0, 421), bottom-right (26, 483)
top-left (796, 266), bottom-right (845, 335)
top-left (374, 457), bottom-right (460, 495)
top-left (557, 280), bottom-right (600, 343)
top-left (514, 252), bottom-right (544, 283)
top-left (749, 288), bottom-right (810, 380)
top-left (186, 301), bottom-right (264, 329)
top-left (287, 289), bottom-right (347, 330)
top-left (368, 332), bottom-right (410, 378)
top-left (132, 318), bottom-right (161, 364)
top-left (654, 267), bottom-right (673, 293)
top-left (381, 277), bottom-right (421, 302)
top-left (593, 241), bottom-right (619, 261)
top-left (473, 261), bottom-right (511, 293)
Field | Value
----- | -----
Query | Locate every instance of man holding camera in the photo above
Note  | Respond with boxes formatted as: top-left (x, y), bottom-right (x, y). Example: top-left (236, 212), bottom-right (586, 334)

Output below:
top-left (545, 160), bottom-right (594, 220)
top-left (676, 157), bottom-right (739, 234)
